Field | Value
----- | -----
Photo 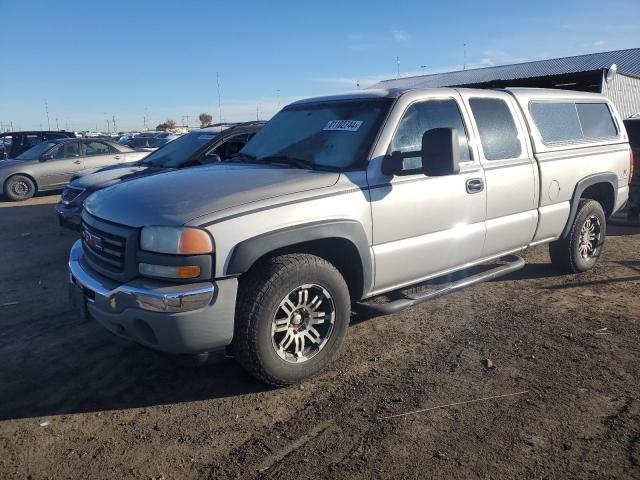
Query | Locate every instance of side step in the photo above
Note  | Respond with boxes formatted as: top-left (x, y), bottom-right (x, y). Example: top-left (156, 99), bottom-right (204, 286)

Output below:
top-left (355, 254), bottom-right (525, 316)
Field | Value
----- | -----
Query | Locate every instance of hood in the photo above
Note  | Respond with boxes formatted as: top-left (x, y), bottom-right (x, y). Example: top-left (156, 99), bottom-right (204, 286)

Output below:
top-left (71, 164), bottom-right (161, 189)
top-left (85, 164), bottom-right (340, 227)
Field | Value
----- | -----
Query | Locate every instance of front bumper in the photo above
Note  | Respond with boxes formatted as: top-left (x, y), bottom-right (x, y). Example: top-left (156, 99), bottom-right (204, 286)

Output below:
top-left (68, 240), bottom-right (237, 354)
top-left (55, 202), bottom-right (82, 231)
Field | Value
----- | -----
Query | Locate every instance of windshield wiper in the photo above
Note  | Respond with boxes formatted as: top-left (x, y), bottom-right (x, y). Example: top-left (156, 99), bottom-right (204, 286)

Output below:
top-left (259, 155), bottom-right (317, 170)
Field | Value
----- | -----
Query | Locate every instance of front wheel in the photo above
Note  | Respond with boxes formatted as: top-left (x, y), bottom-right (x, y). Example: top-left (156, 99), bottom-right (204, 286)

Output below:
top-left (4, 175), bottom-right (36, 201)
top-left (549, 199), bottom-right (606, 273)
top-left (233, 254), bottom-right (351, 386)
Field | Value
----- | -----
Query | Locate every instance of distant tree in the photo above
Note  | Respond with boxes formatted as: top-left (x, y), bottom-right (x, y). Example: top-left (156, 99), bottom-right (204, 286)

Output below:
top-left (156, 119), bottom-right (177, 131)
top-left (199, 113), bottom-right (213, 127)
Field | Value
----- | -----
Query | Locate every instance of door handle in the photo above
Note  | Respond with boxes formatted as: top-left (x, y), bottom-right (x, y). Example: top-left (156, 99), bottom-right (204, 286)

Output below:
top-left (73, 160), bottom-right (82, 165)
top-left (114, 155), bottom-right (121, 160)
top-left (466, 178), bottom-right (484, 194)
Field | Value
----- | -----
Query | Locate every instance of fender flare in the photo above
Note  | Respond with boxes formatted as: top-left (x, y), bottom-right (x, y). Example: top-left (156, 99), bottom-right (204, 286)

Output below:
top-left (561, 172), bottom-right (617, 238)
top-left (226, 220), bottom-right (373, 296)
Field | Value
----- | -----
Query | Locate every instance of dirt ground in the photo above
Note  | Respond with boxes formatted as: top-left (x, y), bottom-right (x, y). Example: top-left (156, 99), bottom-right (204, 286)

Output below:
top-left (0, 194), bottom-right (639, 480)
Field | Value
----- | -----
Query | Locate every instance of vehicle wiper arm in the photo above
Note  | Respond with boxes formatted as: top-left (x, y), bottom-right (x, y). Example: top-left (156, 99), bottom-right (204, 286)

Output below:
top-left (259, 155), bottom-right (316, 170)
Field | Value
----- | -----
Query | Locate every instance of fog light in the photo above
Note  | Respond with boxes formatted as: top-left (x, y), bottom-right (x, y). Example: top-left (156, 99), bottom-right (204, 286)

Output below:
top-left (139, 263), bottom-right (201, 279)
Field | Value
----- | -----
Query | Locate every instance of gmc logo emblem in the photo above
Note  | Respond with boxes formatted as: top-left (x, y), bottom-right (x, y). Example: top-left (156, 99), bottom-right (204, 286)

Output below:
top-left (82, 230), bottom-right (103, 251)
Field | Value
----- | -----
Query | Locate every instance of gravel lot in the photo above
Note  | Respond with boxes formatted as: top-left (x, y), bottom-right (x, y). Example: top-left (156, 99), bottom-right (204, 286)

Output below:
top-left (1, 194), bottom-right (639, 479)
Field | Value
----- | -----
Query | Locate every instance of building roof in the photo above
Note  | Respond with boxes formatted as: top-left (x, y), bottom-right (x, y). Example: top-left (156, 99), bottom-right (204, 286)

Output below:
top-left (372, 48), bottom-right (640, 90)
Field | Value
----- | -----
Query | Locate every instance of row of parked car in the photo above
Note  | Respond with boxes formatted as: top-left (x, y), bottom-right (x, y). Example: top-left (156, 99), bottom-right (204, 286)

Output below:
top-left (0, 123), bottom-right (263, 203)
top-left (2, 88), bottom-right (639, 386)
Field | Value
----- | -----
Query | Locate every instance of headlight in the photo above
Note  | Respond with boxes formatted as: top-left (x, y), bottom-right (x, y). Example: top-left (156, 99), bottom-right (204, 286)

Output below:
top-left (140, 226), bottom-right (214, 255)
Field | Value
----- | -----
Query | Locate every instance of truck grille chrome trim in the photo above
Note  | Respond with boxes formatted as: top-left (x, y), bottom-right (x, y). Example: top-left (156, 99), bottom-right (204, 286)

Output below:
top-left (69, 240), bottom-right (214, 313)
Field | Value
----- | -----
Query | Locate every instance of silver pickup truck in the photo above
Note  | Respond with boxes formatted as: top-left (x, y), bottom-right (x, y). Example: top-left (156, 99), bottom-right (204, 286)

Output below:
top-left (68, 87), bottom-right (631, 385)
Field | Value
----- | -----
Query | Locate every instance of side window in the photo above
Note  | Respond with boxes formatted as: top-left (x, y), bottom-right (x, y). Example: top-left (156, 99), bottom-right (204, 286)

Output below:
top-left (530, 101), bottom-right (618, 144)
top-left (529, 102), bottom-right (582, 143)
top-left (85, 141), bottom-right (116, 156)
top-left (576, 103), bottom-right (617, 138)
top-left (57, 142), bottom-right (80, 158)
top-left (212, 134), bottom-right (248, 160)
top-left (391, 99), bottom-right (471, 171)
top-left (469, 98), bottom-right (522, 160)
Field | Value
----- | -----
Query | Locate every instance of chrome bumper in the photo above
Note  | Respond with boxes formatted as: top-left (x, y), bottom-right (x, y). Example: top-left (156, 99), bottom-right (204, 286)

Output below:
top-left (69, 240), bottom-right (214, 313)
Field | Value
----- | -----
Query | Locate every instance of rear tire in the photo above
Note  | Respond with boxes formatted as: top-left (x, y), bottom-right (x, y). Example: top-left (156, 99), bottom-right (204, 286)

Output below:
top-left (4, 175), bottom-right (36, 201)
top-left (549, 199), bottom-right (606, 273)
top-left (233, 254), bottom-right (350, 386)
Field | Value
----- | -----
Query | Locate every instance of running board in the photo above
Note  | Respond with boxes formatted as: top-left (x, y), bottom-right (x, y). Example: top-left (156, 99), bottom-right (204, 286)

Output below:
top-left (355, 255), bottom-right (525, 316)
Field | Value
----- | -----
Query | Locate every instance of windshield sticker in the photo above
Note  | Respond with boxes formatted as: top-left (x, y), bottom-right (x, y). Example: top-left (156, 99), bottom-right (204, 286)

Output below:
top-left (323, 120), bottom-right (363, 132)
top-left (197, 134), bottom-right (216, 140)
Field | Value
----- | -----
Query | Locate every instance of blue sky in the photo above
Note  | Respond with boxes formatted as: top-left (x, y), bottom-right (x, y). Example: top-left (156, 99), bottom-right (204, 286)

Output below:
top-left (1, 0), bottom-right (639, 131)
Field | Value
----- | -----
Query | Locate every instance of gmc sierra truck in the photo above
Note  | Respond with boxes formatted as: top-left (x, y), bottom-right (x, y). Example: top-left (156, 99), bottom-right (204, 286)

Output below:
top-left (68, 87), bottom-right (631, 385)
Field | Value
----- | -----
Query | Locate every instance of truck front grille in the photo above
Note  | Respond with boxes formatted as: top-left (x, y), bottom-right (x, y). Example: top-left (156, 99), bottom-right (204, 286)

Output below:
top-left (81, 221), bottom-right (127, 273)
top-left (61, 186), bottom-right (84, 203)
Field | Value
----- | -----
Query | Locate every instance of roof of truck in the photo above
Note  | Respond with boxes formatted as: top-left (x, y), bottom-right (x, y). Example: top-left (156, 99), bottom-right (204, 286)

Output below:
top-left (289, 86), bottom-right (609, 106)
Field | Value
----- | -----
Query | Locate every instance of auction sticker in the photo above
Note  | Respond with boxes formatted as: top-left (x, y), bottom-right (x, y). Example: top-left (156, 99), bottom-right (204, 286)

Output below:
top-left (323, 120), bottom-right (363, 131)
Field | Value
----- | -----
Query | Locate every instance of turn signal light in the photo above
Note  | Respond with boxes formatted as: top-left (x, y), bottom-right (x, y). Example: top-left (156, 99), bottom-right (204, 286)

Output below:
top-left (139, 263), bottom-right (201, 279)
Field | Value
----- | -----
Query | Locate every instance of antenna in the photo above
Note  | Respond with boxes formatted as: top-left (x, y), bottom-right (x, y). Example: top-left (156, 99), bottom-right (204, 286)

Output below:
top-left (216, 72), bottom-right (222, 123)
top-left (44, 99), bottom-right (51, 130)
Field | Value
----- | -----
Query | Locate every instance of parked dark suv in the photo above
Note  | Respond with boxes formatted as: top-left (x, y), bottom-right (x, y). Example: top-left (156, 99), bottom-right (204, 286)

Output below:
top-left (56, 122), bottom-right (264, 230)
top-left (0, 131), bottom-right (76, 159)
top-left (623, 118), bottom-right (640, 217)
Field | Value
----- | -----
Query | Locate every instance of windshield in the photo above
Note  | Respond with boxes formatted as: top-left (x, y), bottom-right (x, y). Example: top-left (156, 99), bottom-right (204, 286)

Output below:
top-left (240, 99), bottom-right (392, 169)
top-left (141, 131), bottom-right (219, 167)
top-left (16, 141), bottom-right (57, 160)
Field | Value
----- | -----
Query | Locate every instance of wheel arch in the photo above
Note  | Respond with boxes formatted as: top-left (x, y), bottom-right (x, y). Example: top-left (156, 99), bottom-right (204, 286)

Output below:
top-left (226, 220), bottom-right (373, 301)
top-left (562, 173), bottom-right (617, 238)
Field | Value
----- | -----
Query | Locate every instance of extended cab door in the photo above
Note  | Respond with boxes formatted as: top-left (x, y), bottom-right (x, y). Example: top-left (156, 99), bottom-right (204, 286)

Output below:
top-left (367, 91), bottom-right (487, 293)
top-left (458, 90), bottom-right (538, 257)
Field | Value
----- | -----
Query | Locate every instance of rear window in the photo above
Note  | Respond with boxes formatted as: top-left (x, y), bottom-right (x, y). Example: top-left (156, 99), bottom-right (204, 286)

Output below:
top-left (469, 98), bottom-right (522, 160)
top-left (530, 101), bottom-right (618, 144)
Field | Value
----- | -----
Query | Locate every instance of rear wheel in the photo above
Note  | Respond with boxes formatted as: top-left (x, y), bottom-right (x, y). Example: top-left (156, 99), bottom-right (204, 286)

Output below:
top-left (549, 199), bottom-right (606, 273)
top-left (233, 254), bottom-right (350, 386)
top-left (4, 175), bottom-right (36, 201)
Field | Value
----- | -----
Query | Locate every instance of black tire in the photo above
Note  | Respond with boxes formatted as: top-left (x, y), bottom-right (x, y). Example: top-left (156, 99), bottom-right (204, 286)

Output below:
top-left (233, 254), bottom-right (351, 386)
top-left (4, 175), bottom-right (36, 201)
top-left (549, 199), bottom-right (606, 273)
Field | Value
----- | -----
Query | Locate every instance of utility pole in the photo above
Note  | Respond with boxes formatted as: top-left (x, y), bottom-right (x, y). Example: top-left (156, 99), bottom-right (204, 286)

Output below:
top-left (463, 43), bottom-right (467, 70)
top-left (276, 89), bottom-right (281, 110)
top-left (216, 72), bottom-right (222, 123)
top-left (396, 56), bottom-right (400, 78)
top-left (112, 116), bottom-right (117, 133)
top-left (55, 118), bottom-right (59, 130)
top-left (44, 99), bottom-right (51, 130)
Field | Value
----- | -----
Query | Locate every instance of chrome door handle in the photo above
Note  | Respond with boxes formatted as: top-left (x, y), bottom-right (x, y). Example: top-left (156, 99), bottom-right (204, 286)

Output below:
top-left (466, 178), bottom-right (484, 193)
top-left (73, 160), bottom-right (82, 165)
top-left (114, 155), bottom-right (121, 160)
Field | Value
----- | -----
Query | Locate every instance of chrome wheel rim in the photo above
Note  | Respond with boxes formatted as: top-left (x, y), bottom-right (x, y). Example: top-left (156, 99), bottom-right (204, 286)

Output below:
top-left (11, 181), bottom-right (29, 197)
top-left (578, 215), bottom-right (602, 259)
top-left (271, 283), bottom-right (336, 363)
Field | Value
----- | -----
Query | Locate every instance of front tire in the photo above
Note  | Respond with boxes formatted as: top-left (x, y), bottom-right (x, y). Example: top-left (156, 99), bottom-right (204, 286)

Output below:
top-left (4, 175), bottom-right (36, 201)
top-left (549, 199), bottom-right (606, 273)
top-left (233, 254), bottom-right (351, 386)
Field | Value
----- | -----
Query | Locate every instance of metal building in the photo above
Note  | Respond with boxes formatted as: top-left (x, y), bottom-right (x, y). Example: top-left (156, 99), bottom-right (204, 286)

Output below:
top-left (373, 48), bottom-right (640, 118)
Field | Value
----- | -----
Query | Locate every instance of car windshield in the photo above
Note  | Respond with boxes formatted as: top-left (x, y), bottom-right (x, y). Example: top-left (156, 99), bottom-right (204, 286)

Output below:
top-left (141, 131), bottom-right (219, 167)
top-left (15, 141), bottom-right (57, 160)
top-left (240, 98), bottom-right (392, 169)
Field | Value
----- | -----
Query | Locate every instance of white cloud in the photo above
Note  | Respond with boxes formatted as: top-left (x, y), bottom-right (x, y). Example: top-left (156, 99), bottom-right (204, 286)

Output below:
top-left (391, 30), bottom-right (410, 42)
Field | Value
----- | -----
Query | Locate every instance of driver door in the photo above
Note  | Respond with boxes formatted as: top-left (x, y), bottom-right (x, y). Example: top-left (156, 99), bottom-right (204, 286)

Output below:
top-left (368, 93), bottom-right (487, 293)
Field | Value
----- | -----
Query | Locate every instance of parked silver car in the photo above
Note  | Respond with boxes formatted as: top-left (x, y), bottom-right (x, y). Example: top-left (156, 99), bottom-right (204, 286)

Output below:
top-left (69, 87), bottom-right (630, 385)
top-left (0, 138), bottom-right (148, 201)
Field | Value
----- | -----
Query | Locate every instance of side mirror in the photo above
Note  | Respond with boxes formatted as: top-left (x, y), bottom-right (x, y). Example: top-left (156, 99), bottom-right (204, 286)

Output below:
top-left (421, 128), bottom-right (460, 176)
top-left (40, 153), bottom-right (53, 162)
